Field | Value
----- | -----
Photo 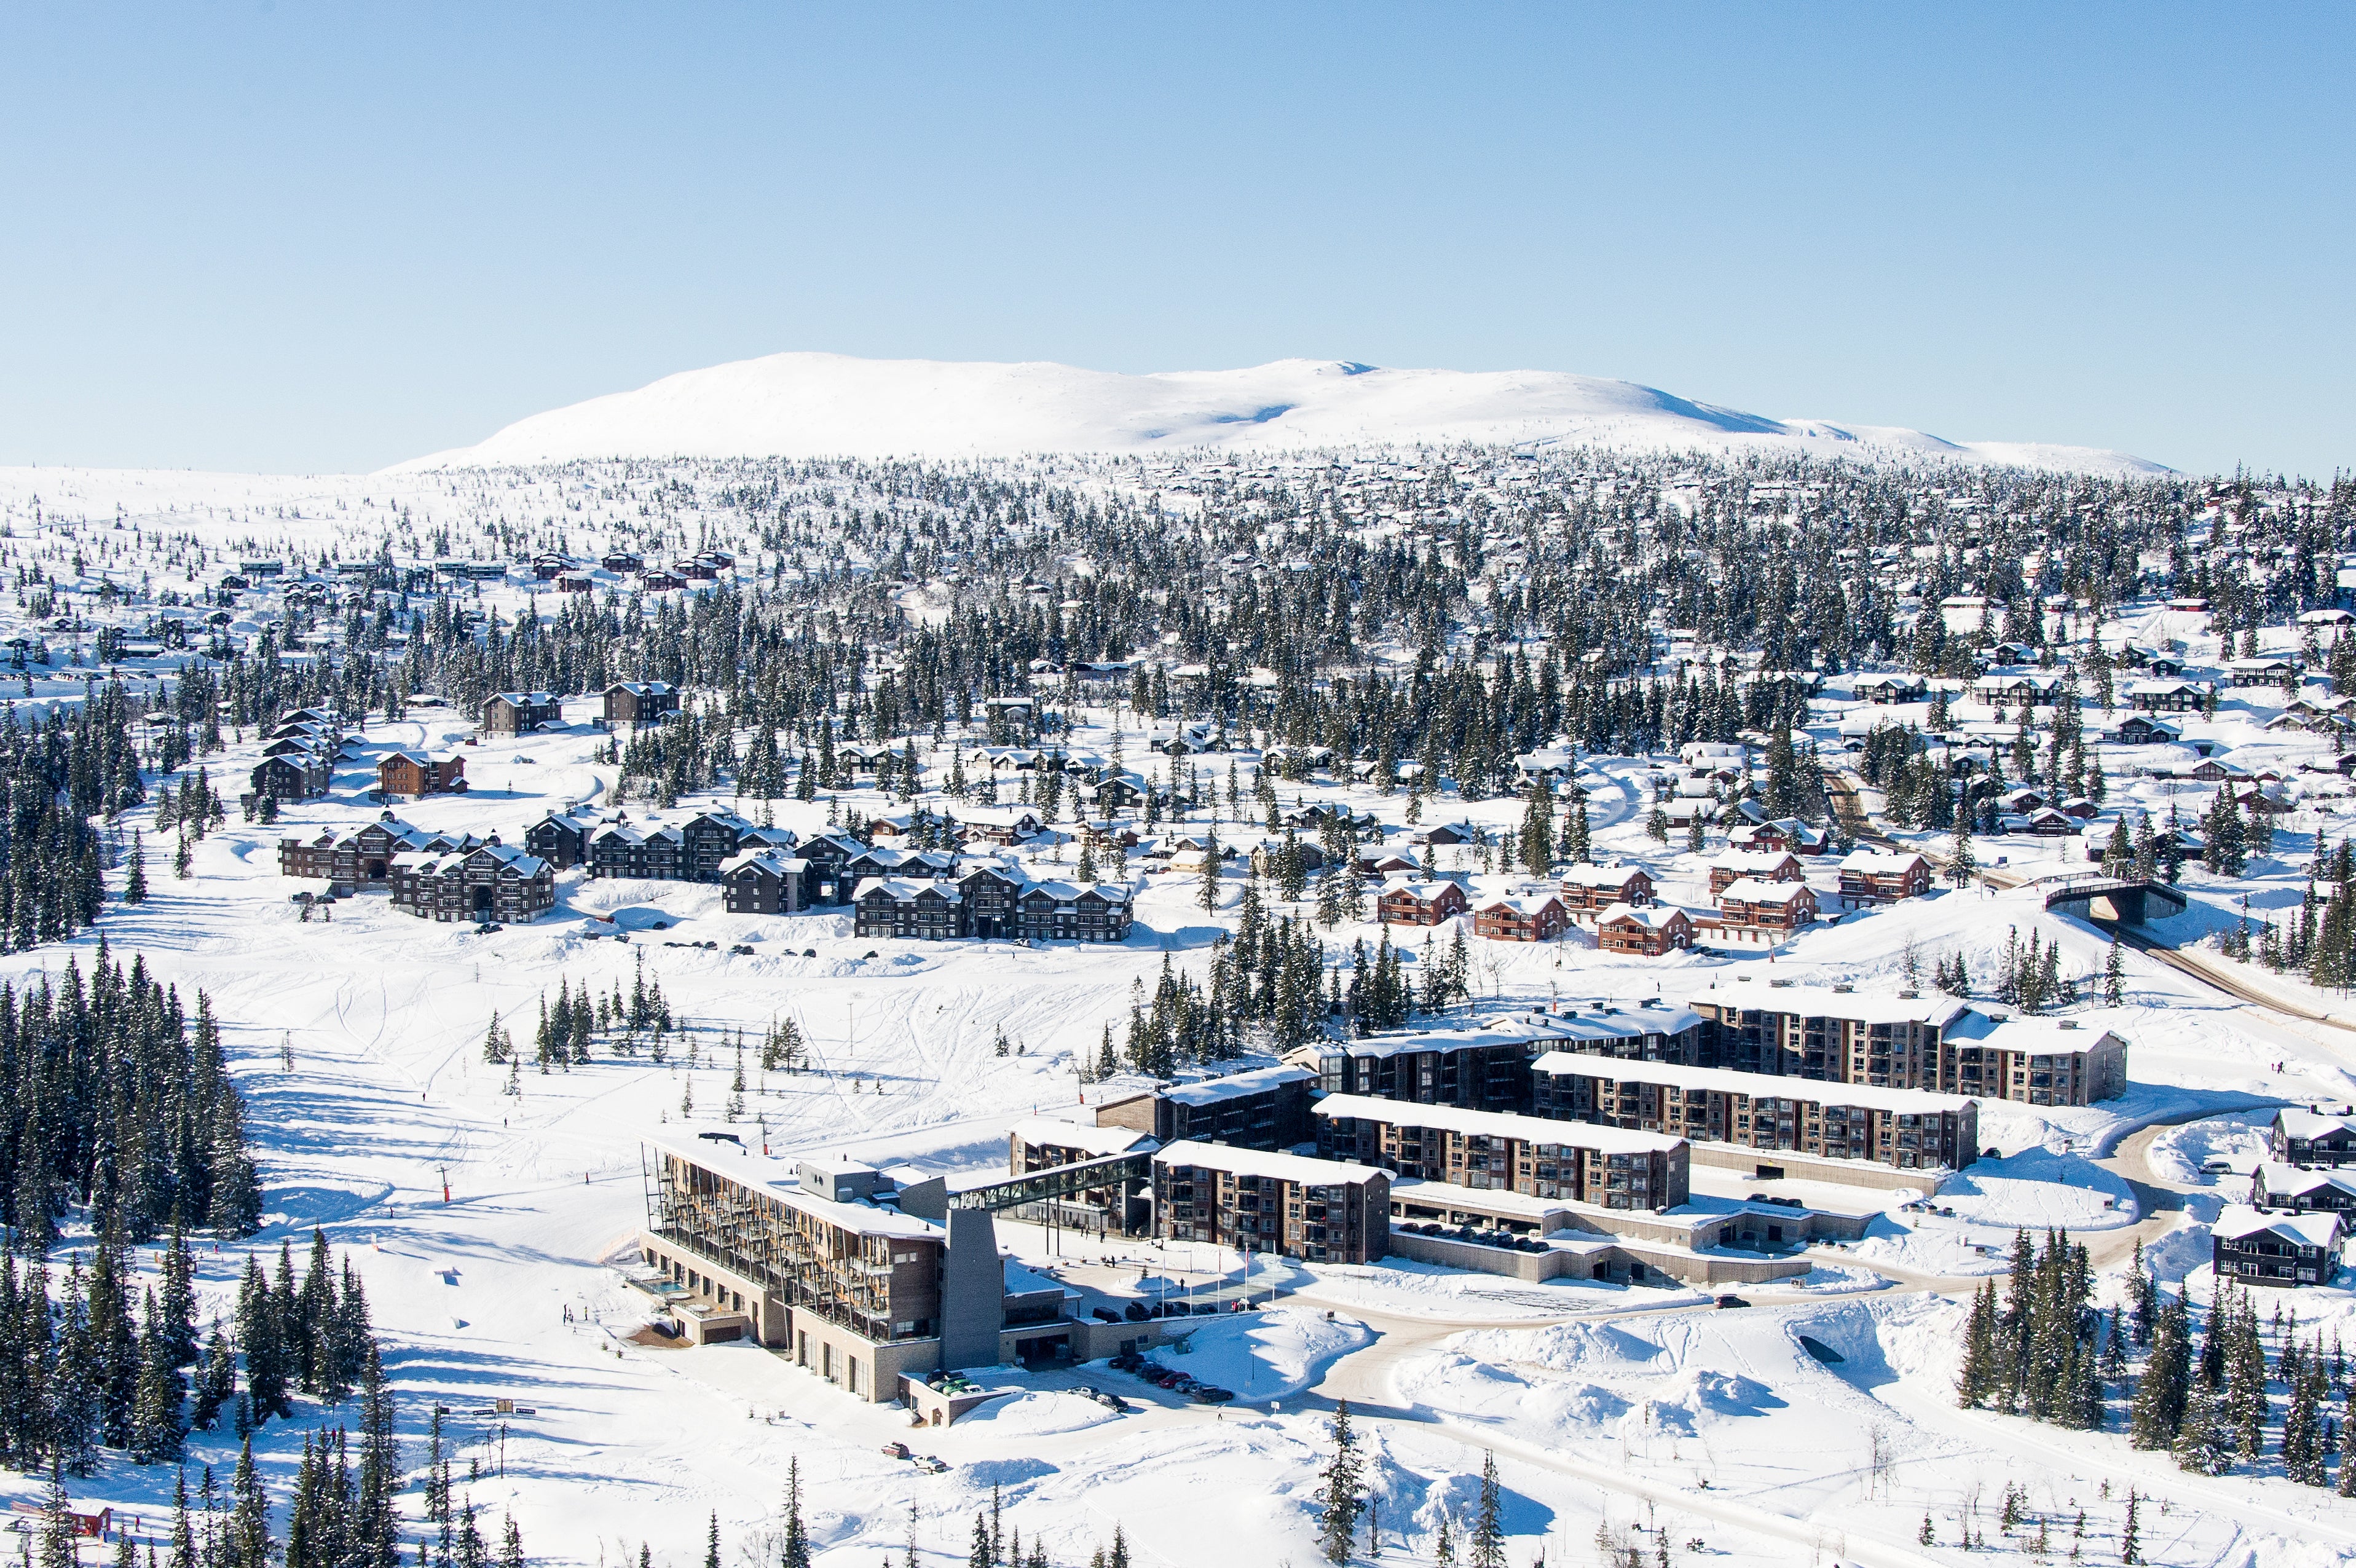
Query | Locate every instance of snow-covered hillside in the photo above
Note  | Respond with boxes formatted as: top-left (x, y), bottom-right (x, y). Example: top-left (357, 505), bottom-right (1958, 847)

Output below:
top-left (399, 352), bottom-right (2169, 475)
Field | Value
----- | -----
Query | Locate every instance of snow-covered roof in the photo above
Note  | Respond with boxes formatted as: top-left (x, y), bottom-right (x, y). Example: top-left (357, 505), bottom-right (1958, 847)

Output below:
top-left (1943, 1011), bottom-right (2122, 1058)
top-left (717, 848), bottom-right (808, 877)
top-left (1718, 877), bottom-right (1813, 904)
top-left (1561, 861), bottom-right (1652, 889)
top-left (1312, 1092), bottom-right (1687, 1156)
top-left (2213, 1205), bottom-right (2344, 1247)
top-left (1597, 902), bottom-right (1691, 931)
top-left (1526, 1053), bottom-right (1976, 1114)
top-left (1711, 849), bottom-right (1800, 874)
top-left (1389, 1176), bottom-right (1570, 1222)
top-left (1007, 1118), bottom-right (1158, 1157)
top-left (1153, 1140), bottom-right (1385, 1187)
top-left (1475, 894), bottom-right (1564, 916)
top-left (1546, 1002), bottom-right (1705, 1039)
top-left (1687, 985), bottom-right (1968, 1028)
top-left (2255, 1162), bottom-right (2356, 1200)
top-left (1839, 849), bottom-right (1928, 873)
top-left (1159, 1063), bottom-right (1316, 1106)
top-left (641, 1132), bottom-right (946, 1239)
top-left (1380, 875), bottom-right (1459, 898)
top-left (2274, 1107), bottom-right (2356, 1140)
top-left (1320, 1015), bottom-right (1583, 1062)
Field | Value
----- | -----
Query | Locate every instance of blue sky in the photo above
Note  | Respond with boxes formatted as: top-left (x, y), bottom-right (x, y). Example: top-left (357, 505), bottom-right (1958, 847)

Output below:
top-left (2, 5), bottom-right (2349, 476)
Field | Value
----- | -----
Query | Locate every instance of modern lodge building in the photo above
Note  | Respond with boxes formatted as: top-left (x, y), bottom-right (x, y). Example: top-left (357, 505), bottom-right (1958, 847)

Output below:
top-left (637, 1138), bottom-right (1093, 1401)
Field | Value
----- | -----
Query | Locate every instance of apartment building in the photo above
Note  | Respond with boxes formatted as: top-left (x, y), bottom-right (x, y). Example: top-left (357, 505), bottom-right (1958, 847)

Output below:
top-left (1557, 862), bottom-right (1655, 920)
top-left (1596, 903), bottom-right (1695, 956)
top-left (1681, 986), bottom-right (2127, 1105)
top-left (1835, 849), bottom-right (1932, 907)
top-left (720, 851), bottom-right (816, 913)
top-left (481, 691), bottom-right (564, 735)
top-left (1936, 1011), bottom-right (2129, 1106)
top-left (853, 870), bottom-right (1135, 943)
top-left (1712, 877), bottom-right (1818, 938)
top-left (1708, 849), bottom-right (1805, 896)
top-left (1528, 1054), bottom-right (1977, 1173)
top-left (1534, 1003), bottom-right (1712, 1066)
top-left (1296, 1017), bottom-right (1568, 1113)
top-left (2251, 1163), bottom-right (2356, 1214)
top-left (388, 842), bottom-right (557, 924)
top-left (377, 751), bottom-right (467, 797)
top-left (1148, 1142), bottom-right (1389, 1264)
top-left (280, 811), bottom-right (480, 884)
top-left (1312, 1093), bottom-right (1690, 1211)
top-left (1683, 986), bottom-right (1969, 1082)
top-left (1094, 1064), bottom-right (1315, 1150)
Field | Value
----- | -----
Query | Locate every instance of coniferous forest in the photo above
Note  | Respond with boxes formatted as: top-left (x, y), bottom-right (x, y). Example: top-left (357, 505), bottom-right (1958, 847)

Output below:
top-left (1960, 1229), bottom-right (2354, 1491)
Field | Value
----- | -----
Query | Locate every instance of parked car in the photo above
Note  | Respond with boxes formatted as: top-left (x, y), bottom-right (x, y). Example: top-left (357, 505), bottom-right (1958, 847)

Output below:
top-left (913, 1456), bottom-right (948, 1474)
top-left (1715, 1294), bottom-right (1751, 1310)
top-left (881, 1442), bottom-right (910, 1460)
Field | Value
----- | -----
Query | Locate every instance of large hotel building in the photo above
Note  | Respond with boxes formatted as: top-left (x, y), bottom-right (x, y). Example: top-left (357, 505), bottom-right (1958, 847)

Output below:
top-left (637, 1135), bottom-right (1081, 1403)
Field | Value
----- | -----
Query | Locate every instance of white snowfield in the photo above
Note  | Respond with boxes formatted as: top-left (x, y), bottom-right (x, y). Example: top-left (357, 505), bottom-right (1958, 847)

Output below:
top-left (396, 351), bottom-right (2168, 475)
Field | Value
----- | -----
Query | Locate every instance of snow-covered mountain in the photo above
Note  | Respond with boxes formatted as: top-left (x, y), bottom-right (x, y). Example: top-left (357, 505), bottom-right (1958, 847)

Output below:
top-left (398, 352), bottom-right (2166, 475)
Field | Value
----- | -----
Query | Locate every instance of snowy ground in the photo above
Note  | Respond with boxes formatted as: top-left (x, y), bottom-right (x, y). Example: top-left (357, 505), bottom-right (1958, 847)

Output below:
top-left (6, 462), bottom-right (2356, 1562)
top-left (13, 695), bottom-right (2350, 1566)
top-left (6, 690), bottom-right (2346, 1566)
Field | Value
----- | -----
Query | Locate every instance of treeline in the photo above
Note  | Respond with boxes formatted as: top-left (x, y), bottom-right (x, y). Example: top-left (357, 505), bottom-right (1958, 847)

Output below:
top-left (3, 942), bottom-right (260, 1246)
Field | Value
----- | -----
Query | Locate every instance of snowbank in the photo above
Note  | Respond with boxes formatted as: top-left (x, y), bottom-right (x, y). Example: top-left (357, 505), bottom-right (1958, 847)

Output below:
top-left (1934, 1146), bottom-right (2138, 1231)
top-left (2146, 1113), bottom-right (2275, 1184)
top-left (1148, 1307), bottom-right (1371, 1401)
top-left (957, 1392), bottom-right (1114, 1437)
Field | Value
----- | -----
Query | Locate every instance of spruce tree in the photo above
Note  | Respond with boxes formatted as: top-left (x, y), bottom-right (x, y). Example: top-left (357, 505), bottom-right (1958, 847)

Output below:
top-left (781, 1456), bottom-right (811, 1568)
top-left (1945, 810), bottom-right (1976, 888)
top-left (1469, 1449), bottom-right (1505, 1568)
top-left (237, 1253), bottom-right (289, 1426)
top-left (1317, 1400), bottom-right (1363, 1566)
top-left (132, 1290), bottom-right (186, 1464)
top-left (2128, 1296), bottom-right (2190, 1449)
top-left (2171, 1375), bottom-right (2231, 1475)
top-left (1956, 1280), bottom-right (1999, 1408)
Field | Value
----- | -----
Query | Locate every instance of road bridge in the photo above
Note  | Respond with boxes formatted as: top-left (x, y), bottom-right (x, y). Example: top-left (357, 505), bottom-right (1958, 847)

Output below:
top-left (2041, 876), bottom-right (2189, 925)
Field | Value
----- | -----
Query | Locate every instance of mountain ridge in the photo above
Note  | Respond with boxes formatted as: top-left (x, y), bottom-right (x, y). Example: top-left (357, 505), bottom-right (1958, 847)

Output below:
top-left (395, 351), bottom-right (2167, 475)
